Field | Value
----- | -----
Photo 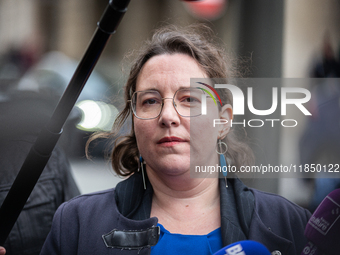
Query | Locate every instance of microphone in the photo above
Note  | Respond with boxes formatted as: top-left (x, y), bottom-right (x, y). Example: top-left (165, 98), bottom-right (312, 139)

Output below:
top-left (213, 240), bottom-right (271, 255)
top-left (301, 189), bottom-right (340, 255)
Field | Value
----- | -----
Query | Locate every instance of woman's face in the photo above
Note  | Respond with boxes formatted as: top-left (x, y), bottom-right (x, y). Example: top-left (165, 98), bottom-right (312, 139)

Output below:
top-left (134, 53), bottom-right (231, 178)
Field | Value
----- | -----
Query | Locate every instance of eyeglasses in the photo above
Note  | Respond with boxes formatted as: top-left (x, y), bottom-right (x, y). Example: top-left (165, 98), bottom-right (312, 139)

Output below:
top-left (128, 87), bottom-right (209, 120)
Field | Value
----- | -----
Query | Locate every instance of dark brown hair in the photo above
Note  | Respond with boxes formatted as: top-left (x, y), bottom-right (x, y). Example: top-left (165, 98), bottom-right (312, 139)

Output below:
top-left (87, 24), bottom-right (254, 176)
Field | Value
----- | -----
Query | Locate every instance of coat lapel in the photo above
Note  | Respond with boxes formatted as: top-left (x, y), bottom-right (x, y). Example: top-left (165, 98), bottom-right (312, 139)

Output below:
top-left (219, 178), bottom-right (253, 246)
top-left (115, 171), bottom-right (153, 220)
top-left (248, 210), bottom-right (293, 254)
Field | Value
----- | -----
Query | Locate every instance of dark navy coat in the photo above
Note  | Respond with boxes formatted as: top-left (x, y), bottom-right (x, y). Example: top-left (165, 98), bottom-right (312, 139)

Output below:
top-left (40, 173), bottom-right (311, 255)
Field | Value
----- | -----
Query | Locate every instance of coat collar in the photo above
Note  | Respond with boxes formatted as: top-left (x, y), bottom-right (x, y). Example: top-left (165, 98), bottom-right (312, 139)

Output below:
top-left (114, 173), bottom-right (253, 244)
top-left (114, 173), bottom-right (293, 253)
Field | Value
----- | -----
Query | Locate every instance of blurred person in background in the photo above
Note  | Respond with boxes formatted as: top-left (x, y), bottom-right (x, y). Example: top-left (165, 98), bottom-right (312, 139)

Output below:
top-left (0, 88), bottom-right (80, 254)
top-left (299, 87), bottom-right (340, 212)
top-left (311, 32), bottom-right (340, 78)
top-left (300, 32), bottom-right (340, 212)
top-left (39, 24), bottom-right (311, 255)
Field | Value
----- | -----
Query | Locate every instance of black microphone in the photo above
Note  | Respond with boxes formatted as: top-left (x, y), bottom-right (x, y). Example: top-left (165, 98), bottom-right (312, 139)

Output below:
top-left (213, 240), bottom-right (271, 255)
top-left (301, 189), bottom-right (340, 255)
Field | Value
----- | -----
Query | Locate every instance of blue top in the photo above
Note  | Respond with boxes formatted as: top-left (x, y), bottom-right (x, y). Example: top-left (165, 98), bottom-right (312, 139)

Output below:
top-left (151, 223), bottom-right (223, 255)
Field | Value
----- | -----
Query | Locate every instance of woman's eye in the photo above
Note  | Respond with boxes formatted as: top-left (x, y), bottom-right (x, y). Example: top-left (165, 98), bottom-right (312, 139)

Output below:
top-left (182, 97), bottom-right (200, 103)
top-left (143, 98), bottom-right (160, 105)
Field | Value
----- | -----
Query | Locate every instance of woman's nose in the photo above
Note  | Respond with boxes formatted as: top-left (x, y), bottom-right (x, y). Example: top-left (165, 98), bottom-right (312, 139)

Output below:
top-left (158, 99), bottom-right (180, 127)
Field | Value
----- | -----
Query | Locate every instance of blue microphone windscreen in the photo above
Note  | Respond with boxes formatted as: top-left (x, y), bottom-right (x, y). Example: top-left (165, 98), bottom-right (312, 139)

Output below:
top-left (213, 240), bottom-right (271, 255)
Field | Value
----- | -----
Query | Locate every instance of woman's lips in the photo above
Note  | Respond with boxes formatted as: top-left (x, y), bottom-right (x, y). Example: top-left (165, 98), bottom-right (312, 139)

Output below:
top-left (157, 136), bottom-right (186, 146)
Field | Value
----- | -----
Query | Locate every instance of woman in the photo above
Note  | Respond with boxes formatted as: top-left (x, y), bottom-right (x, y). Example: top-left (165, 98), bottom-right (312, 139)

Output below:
top-left (39, 24), bottom-right (311, 255)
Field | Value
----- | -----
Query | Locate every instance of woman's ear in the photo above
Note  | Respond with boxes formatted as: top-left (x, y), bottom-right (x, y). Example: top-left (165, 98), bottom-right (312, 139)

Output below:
top-left (218, 104), bottom-right (233, 139)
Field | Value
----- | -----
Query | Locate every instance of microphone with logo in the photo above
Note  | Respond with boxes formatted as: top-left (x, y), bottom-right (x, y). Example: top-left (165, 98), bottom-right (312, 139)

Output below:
top-left (213, 240), bottom-right (271, 255)
top-left (301, 188), bottom-right (340, 255)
